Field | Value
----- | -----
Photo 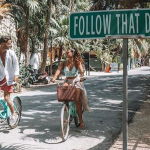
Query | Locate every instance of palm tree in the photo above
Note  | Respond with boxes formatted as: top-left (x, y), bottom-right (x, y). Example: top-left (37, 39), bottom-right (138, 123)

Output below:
top-left (5, 0), bottom-right (40, 66)
top-left (89, 0), bottom-right (150, 70)
top-left (90, 0), bottom-right (148, 10)
top-left (40, 0), bottom-right (51, 73)
top-left (0, 3), bottom-right (10, 19)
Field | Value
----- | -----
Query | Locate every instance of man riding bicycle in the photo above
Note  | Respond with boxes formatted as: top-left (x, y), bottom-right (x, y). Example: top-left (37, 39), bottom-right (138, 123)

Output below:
top-left (0, 36), bottom-right (19, 123)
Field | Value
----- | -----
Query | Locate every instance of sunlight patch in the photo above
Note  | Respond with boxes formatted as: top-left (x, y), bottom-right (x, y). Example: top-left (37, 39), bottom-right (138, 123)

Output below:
top-left (19, 91), bottom-right (57, 96)
top-left (23, 110), bottom-right (56, 115)
top-left (103, 99), bottom-right (121, 104)
top-left (103, 89), bottom-right (111, 91)
top-left (23, 129), bottom-right (44, 135)
top-left (65, 136), bottom-right (106, 149)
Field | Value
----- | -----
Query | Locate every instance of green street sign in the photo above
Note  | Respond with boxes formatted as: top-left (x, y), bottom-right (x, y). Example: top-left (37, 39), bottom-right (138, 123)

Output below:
top-left (69, 9), bottom-right (150, 39)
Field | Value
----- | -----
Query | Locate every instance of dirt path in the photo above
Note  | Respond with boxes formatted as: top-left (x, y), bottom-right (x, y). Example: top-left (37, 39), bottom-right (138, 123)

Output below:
top-left (110, 92), bottom-right (150, 150)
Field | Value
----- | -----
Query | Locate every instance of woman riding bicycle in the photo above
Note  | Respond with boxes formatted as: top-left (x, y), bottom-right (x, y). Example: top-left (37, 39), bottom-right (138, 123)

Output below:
top-left (51, 48), bottom-right (90, 128)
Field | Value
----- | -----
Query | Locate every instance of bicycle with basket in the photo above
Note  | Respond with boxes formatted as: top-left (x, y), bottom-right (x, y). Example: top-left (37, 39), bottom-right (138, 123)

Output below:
top-left (56, 80), bottom-right (82, 141)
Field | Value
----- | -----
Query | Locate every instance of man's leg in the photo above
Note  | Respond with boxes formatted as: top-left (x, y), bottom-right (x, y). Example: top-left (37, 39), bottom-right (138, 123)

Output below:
top-left (4, 91), bottom-right (15, 115)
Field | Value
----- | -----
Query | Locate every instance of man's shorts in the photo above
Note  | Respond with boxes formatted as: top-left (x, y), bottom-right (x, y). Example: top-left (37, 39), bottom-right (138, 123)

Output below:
top-left (0, 77), bottom-right (13, 93)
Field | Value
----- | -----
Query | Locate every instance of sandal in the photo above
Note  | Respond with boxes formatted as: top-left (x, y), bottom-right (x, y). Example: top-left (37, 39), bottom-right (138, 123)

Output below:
top-left (80, 120), bottom-right (85, 129)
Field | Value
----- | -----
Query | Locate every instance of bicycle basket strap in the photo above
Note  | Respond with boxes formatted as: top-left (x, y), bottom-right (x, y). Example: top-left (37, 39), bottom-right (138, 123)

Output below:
top-left (57, 85), bottom-right (76, 102)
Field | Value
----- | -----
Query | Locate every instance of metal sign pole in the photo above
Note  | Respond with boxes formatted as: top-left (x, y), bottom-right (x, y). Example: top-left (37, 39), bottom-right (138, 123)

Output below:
top-left (88, 51), bottom-right (90, 76)
top-left (123, 38), bottom-right (128, 150)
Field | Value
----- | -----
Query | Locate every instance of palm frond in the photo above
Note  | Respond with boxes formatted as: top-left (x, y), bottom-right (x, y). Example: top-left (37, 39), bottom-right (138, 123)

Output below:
top-left (50, 18), bottom-right (61, 29)
top-left (27, 0), bottom-right (40, 13)
top-left (0, 3), bottom-right (11, 19)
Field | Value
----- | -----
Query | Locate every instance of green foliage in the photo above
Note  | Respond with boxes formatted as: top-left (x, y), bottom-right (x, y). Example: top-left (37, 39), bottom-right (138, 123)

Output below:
top-left (3, 0), bottom-right (150, 68)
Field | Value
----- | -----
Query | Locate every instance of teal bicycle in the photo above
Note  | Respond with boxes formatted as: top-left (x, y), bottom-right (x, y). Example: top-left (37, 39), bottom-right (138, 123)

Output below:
top-left (0, 89), bottom-right (22, 129)
top-left (60, 100), bottom-right (80, 141)
top-left (55, 80), bottom-right (84, 141)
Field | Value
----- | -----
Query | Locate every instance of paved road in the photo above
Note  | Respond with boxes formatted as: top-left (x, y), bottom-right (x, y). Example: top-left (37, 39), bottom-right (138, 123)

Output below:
top-left (0, 66), bottom-right (150, 150)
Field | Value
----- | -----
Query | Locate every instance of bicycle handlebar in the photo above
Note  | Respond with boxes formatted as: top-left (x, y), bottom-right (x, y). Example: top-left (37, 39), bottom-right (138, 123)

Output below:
top-left (50, 77), bottom-right (86, 86)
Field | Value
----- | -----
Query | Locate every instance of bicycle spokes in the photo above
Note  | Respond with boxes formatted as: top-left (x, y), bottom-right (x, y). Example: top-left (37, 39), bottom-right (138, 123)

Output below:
top-left (60, 104), bottom-right (70, 141)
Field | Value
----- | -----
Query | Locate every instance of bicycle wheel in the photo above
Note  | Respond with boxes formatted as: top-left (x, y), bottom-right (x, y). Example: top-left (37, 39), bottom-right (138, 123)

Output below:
top-left (0, 100), bottom-right (7, 123)
top-left (7, 96), bottom-right (22, 129)
top-left (60, 104), bottom-right (70, 141)
top-left (74, 116), bottom-right (80, 127)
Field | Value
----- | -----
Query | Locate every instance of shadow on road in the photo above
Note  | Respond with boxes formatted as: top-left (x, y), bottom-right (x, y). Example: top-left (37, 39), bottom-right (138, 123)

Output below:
top-left (0, 70), bottom-right (150, 150)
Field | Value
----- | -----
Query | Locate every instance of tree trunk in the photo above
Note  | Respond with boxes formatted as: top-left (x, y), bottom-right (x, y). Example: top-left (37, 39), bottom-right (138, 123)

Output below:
top-left (58, 45), bottom-right (62, 62)
top-left (41, 0), bottom-right (51, 73)
top-left (70, 0), bottom-right (74, 12)
top-left (31, 37), bottom-right (35, 53)
top-left (25, 6), bottom-right (30, 66)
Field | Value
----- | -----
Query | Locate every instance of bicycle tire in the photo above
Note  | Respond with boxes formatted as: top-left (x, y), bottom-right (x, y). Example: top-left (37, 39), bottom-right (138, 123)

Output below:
top-left (7, 96), bottom-right (22, 129)
top-left (60, 104), bottom-right (70, 141)
top-left (0, 100), bottom-right (6, 123)
top-left (74, 116), bottom-right (80, 127)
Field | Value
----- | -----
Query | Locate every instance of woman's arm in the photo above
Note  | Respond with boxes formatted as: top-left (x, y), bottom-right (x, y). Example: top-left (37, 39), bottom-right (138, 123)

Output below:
top-left (51, 61), bottom-right (65, 82)
top-left (78, 62), bottom-right (85, 81)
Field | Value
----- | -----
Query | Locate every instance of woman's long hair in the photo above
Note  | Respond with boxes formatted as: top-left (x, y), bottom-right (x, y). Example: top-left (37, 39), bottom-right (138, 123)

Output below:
top-left (69, 48), bottom-right (83, 69)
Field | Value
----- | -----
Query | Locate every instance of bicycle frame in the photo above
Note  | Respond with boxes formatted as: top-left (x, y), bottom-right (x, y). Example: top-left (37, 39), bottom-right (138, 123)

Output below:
top-left (0, 85), bottom-right (22, 129)
top-left (69, 101), bottom-right (78, 117)
top-left (58, 79), bottom-right (86, 141)
top-left (0, 99), bottom-right (11, 119)
top-left (0, 96), bottom-right (19, 120)
top-left (55, 80), bottom-right (80, 119)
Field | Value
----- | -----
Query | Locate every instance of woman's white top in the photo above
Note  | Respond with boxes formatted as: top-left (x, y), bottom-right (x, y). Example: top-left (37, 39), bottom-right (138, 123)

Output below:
top-left (0, 49), bottom-right (19, 86)
top-left (64, 66), bottom-right (78, 77)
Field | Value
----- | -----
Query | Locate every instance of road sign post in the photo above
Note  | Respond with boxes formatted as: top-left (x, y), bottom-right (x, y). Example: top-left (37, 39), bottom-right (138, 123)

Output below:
top-left (123, 39), bottom-right (128, 150)
top-left (69, 8), bottom-right (150, 150)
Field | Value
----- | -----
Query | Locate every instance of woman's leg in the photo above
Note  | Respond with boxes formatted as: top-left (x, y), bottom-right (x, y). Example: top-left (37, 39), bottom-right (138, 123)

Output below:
top-left (75, 88), bottom-right (85, 128)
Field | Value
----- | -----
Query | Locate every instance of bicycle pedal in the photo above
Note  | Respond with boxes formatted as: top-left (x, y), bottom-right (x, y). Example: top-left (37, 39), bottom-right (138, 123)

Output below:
top-left (0, 118), bottom-right (6, 123)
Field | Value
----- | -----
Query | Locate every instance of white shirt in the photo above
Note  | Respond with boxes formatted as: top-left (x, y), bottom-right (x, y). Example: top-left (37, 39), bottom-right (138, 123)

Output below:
top-left (0, 49), bottom-right (19, 86)
top-left (29, 53), bottom-right (39, 70)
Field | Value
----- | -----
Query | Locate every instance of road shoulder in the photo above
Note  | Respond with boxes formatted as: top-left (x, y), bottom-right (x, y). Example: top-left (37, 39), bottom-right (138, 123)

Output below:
top-left (110, 94), bottom-right (150, 150)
